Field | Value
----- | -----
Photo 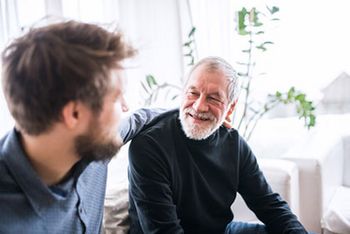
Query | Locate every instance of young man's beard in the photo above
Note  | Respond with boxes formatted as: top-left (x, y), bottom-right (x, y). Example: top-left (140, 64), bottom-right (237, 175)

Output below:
top-left (74, 123), bottom-right (123, 162)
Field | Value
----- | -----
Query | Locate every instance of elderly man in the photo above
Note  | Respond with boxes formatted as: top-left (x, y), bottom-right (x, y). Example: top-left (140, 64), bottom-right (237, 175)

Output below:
top-left (0, 21), bottom-right (155, 233)
top-left (128, 57), bottom-right (308, 233)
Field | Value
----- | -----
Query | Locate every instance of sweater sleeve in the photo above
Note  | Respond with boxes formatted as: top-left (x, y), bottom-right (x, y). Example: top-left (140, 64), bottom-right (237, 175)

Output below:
top-left (128, 134), bottom-right (184, 234)
top-left (237, 137), bottom-right (308, 234)
top-left (119, 108), bottom-right (166, 144)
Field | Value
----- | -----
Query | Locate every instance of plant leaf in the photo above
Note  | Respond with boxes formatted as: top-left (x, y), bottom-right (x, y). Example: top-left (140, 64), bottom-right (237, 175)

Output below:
top-left (237, 7), bottom-right (249, 35)
top-left (256, 45), bottom-right (266, 51)
top-left (237, 72), bottom-right (248, 77)
top-left (146, 74), bottom-right (157, 88)
top-left (188, 27), bottom-right (196, 38)
top-left (140, 81), bottom-right (149, 94)
top-left (266, 6), bottom-right (279, 14)
top-left (183, 40), bottom-right (193, 47)
top-left (262, 41), bottom-right (274, 45)
top-left (251, 8), bottom-right (263, 27)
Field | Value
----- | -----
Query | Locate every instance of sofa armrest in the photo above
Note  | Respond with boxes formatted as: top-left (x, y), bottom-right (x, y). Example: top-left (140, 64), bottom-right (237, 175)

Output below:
top-left (282, 130), bottom-right (344, 233)
top-left (232, 158), bottom-right (300, 222)
top-left (343, 136), bottom-right (350, 187)
top-left (321, 186), bottom-right (350, 234)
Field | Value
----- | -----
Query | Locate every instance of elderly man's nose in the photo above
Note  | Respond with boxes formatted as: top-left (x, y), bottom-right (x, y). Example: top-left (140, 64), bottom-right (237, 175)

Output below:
top-left (193, 96), bottom-right (209, 112)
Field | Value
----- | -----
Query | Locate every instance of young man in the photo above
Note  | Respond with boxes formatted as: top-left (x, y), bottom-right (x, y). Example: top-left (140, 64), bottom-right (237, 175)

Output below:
top-left (128, 57), bottom-right (308, 233)
top-left (0, 21), bottom-right (153, 233)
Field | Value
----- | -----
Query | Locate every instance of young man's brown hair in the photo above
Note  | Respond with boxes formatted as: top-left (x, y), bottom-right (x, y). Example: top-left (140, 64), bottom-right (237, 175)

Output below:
top-left (1, 20), bottom-right (136, 135)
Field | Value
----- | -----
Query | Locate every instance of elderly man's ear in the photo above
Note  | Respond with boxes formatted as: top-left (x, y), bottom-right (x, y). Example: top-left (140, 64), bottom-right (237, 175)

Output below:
top-left (223, 100), bottom-right (237, 129)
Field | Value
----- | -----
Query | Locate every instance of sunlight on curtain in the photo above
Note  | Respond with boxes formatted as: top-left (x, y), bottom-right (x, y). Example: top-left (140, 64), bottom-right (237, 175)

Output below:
top-left (189, 0), bottom-right (350, 104)
top-left (0, 65), bottom-right (14, 136)
top-left (17, 0), bottom-right (45, 27)
top-left (274, 0), bottom-right (350, 93)
top-left (0, 0), bottom-right (47, 136)
top-left (2, 0), bottom-right (349, 136)
top-left (0, 0), bottom-right (186, 136)
top-left (61, 0), bottom-right (119, 23)
top-left (114, 0), bottom-right (185, 109)
top-left (189, 0), bottom-right (236, 63)
top-left (59, 0), bottom-right (186, 110)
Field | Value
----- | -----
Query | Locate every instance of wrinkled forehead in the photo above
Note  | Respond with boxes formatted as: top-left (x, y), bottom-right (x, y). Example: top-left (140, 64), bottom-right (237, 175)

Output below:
top-left (186, 64), bottom-right (228, 87)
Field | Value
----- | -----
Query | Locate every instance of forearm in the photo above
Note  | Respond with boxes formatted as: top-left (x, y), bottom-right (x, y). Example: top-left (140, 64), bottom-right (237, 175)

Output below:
top-left (243, 192), bottom-right (307, 233)
top-left (119, 108), bottom-right (166, 143)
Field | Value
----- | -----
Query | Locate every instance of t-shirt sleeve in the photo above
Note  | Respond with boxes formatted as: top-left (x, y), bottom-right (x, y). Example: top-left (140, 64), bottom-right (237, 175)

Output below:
top-left (237, 136), bottom-right (307, 234)
top-left (119, 108), bottom-right (166, 144)
top-left (128, 134), bottom-right (184, 234)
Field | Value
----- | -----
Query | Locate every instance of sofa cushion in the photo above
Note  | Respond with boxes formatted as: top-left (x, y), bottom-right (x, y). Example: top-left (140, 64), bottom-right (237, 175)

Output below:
top-left (103, 182), bottom-right (129, 234)
top-left (103, 143), bottom-right (130, 234)
top-left (231, 159), bottom-right (300, 222)
top-left (322, 186), bottom-right (350, 234)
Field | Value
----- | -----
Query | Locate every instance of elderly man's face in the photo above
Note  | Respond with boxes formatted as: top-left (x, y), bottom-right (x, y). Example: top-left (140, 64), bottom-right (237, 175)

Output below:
top-left (179, 65), bottom-right (231, 140)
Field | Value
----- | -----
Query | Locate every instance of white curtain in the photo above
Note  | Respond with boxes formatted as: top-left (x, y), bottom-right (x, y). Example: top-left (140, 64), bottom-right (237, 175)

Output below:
top-left (0, 0), bottom-right (192, 135)
top-left (0, 0), bottom-right (19, 48)
top-left (116, 0), bottom-right (186, 109)
top-left (189, 0), bottom-right (237, 65)
top-left (0, 0), bottom-right (19, 135)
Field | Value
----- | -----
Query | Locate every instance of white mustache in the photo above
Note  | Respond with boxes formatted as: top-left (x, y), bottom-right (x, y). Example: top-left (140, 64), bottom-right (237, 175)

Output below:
top-left (184, 108), bottom-right (216, 121)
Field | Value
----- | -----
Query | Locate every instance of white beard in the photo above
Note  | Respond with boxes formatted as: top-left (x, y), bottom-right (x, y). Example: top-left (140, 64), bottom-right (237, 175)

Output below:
top-left (179, 107), bottom-right (225, 140)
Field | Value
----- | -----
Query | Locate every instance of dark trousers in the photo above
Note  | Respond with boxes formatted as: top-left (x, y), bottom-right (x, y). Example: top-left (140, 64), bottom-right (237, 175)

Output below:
top-left (225, 221), bottom-right (268, 234)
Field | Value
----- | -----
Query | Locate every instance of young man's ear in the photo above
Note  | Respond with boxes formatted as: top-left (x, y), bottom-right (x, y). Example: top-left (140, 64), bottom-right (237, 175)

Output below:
top-left (223, 100), bottom-right (237, 129)
top-left (61, 101), bottom-right (80, 130)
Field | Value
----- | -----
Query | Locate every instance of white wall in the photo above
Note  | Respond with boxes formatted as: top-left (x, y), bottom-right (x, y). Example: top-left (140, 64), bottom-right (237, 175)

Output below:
top-left (0, 0), bottom-right (186, 136)
top-left (1, 0), bottom-right (350, 136)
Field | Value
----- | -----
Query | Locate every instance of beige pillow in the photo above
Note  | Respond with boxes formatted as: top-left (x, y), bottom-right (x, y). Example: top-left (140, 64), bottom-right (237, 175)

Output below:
top-left (103, 182), bottom-right (130, 234)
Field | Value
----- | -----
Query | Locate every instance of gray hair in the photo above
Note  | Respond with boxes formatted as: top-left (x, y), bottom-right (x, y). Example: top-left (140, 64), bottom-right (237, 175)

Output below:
top-left (185, 56), bottom-right (239, 103)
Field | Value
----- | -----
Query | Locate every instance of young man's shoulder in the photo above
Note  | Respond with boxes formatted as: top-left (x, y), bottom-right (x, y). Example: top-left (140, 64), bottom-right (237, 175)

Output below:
top-left (0, 130), bottom-right (9, 146)
top-left (0, 130), bottom-right (13, 160)
top-left (0, 130), bottom-right (21, 192)
top-left (137, 108), bottom-right (179, 136)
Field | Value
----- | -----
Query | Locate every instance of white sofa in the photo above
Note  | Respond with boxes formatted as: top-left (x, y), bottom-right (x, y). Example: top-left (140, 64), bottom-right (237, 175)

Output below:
top-left (249, 114), bottom-right (350, 234)
top-left (103, 146), bottom-right (303, 233)
top-left (232, 158), bottom-right (300, 222)
top-left (104, 144), bottom-right (130, 234)
top-left (103, 114), bottom-right (350, 234)
top-left (311, 133), bottom-right (350, 234)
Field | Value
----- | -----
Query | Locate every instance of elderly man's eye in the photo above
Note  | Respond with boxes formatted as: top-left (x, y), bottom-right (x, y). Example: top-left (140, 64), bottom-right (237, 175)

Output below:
top-left (208, 96), bottom-right (223, 103)
top-left (187, 91), bottom-right (198, 96)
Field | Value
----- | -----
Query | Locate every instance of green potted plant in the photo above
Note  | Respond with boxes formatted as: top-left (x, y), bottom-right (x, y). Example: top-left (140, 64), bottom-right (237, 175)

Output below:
top-left (235, 5), bottom-right (316, 139)
top-left (140, 5), bottom-right (316, 140)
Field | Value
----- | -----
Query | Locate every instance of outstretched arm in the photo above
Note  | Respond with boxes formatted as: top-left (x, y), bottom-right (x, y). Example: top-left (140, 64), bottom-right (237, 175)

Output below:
top-left (119, 108), bottom-right (166, 143)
